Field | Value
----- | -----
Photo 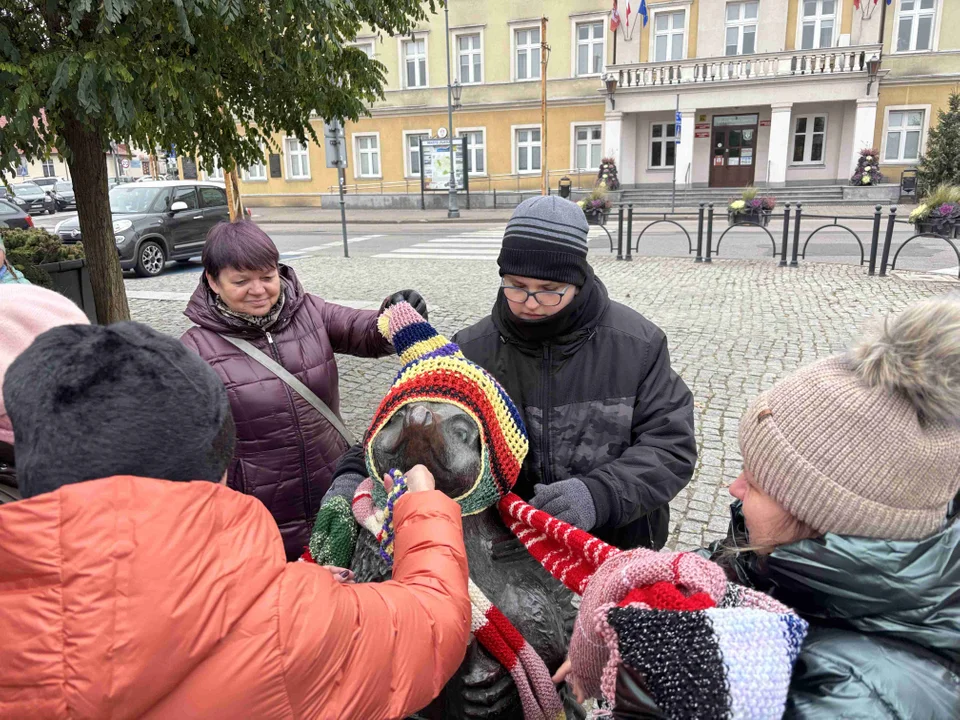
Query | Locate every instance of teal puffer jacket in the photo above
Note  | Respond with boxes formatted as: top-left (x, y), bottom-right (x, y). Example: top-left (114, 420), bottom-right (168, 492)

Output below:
top-left (715, 503), bottom-right (960, 720)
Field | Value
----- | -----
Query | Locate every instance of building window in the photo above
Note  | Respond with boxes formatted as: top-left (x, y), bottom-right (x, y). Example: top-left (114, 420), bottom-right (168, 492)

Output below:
top-left (356, 134), bottom-right (381, 177)
top-left (403, 38), bottom-right (427, 88)
top-left (354, 41), bottom-right (375, 58)
top-left (725, 2), bottom-right (758, 55)
top-left (650, 123), bottom-right (677, 168)
top-left (458, 129), bottom-right (486, 175)
top-left (574, 125), bottom-right (602, 171)
top-left (800, 0), bottom-right (836, 50)
top-left (41, 158), bottom-right (56, 177)
top-left (243, 147), bottom-right (267, 181)
top-left (654, 11), bottom-right (686, 62)
top-left (896, 0), bottom-right (936, 52)
top-left (515, 27), bottom-right (541, 80)
top-left (405, 133), bottom-right (428, 177)
top-left (516, 127), bottom-right (542, 173)
top-left (284, 139), bottom-right (310, 179)
top-left (207, 157), bottom-right (225, 181)
top-left (791, 115), bottom-right (827, 164)
top-left (457, 33), bottom-right (482, 84)
top-left (885, 109), bottom-right (925, 162)
top-left (576, 21), bottom-right (604, 76)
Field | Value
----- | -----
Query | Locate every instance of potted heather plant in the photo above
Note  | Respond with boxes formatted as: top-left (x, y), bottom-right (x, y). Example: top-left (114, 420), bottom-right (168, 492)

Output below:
top-left (596, 158), bottom-right (620, 191)
top-left (908, 184), bottom-right (960, 238)
top-left (577, 185), bottom-right (612, 225)
top-left (728, 187), bottom-right (776, 227)
top-left (851, 148), bottom-right (883, 186)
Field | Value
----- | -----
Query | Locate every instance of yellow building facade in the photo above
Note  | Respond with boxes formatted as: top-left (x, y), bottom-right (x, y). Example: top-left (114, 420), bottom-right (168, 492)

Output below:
top-left (222, 0), bottom-right (958, 204)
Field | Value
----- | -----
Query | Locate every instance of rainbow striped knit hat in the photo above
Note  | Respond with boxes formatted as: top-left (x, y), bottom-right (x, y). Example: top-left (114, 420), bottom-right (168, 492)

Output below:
top-left (364, 302), bottom-right (529, 516)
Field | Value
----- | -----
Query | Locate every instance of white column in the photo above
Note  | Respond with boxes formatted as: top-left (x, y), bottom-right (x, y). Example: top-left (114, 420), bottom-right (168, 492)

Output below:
top-left (850, 98), bottom-right (879, 177)
top-left (767, 103), bottom-right (793, 187)
top-left (604, 110), bottom-right (624, 179)
top-left (674, 110), bottom-right (696, 187)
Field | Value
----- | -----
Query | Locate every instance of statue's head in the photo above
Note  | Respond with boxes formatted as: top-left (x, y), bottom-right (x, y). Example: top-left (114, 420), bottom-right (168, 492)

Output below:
top-left (364, 303), bottom-right (528, 516)
top-left (371, 401), bottom-right (481, 498)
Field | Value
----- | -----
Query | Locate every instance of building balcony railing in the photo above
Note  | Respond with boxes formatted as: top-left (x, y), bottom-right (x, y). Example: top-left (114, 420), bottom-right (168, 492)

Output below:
top-left (607, 44), bottom-right (882, 89)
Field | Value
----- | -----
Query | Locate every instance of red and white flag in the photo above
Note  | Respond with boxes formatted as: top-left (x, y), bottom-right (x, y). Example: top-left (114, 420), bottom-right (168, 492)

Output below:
top-left (610, 0), bottom-right (621, 32)
top-left (625, 1), bottom-right (632, 28)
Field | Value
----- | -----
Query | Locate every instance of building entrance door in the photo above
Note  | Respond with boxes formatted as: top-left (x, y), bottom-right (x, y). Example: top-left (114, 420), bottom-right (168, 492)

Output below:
top-left (709, 114), bottom-right (759, 188)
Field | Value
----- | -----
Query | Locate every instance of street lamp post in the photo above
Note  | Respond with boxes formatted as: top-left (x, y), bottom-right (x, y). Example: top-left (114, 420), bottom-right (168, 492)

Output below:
top-left (444, 1), bottom-right (460, 218)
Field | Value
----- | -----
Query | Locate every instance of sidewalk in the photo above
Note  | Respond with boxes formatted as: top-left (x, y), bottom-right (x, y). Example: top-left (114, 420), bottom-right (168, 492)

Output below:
top-left (249, 202), bottom-right (918, 226)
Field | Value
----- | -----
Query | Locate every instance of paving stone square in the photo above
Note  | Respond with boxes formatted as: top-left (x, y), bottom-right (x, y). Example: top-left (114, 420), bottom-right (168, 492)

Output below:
top-left (130, 255), bottom-right (958, 551)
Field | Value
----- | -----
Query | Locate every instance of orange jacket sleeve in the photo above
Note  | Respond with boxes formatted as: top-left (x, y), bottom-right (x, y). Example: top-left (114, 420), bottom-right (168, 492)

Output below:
top-left (276, 490), bottom-right (471, 720)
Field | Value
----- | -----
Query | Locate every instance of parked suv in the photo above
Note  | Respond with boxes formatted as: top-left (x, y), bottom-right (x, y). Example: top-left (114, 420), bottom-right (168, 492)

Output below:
top-left (51, 181), bottom-right (76, 211)
top-left (55, 181), bottom-right (233, 277)
top-left (2, 183), bottom-right (57, 215)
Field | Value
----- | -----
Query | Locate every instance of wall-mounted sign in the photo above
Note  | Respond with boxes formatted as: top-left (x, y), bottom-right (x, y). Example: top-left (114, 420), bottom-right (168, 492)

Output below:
top-left (437, 127), bottom-right (448, 139)
top-left (695, 123), bottom-right (710, 130)
top-left (421, 138), bottom-right (464, 190)
top-left (759, 120), bottom-right (771, 127)
top-left (698, 114), bottom-right (707, 122)
top-left (713, 114), bottom-right (759, 127)
top-left (695, 130), bottom-right (711, 138)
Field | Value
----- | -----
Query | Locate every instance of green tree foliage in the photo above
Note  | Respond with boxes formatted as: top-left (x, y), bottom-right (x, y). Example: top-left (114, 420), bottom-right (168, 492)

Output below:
top-left (0, 0), bottom-right (435, 321)
top-left (917, 91), bottom-right (960, 197)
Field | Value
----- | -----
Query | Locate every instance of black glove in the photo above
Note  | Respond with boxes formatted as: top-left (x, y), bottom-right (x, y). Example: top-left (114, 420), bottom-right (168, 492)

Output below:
top-left (380, 289), bottom-right (428, 320)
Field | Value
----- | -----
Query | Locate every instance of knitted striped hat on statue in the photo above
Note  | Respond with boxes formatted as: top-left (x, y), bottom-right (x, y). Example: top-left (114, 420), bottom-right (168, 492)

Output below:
top-left (364, 302), bottom-right (529, 516)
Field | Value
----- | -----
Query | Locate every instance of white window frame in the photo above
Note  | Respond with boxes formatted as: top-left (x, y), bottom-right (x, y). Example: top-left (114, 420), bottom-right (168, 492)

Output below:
top-left (880, 105), bottom-right (930, 165)
top-left (648, 121), bottom-right (677, 170)
top-left (242, 144), bottom-right (268, 182)
top-left (352, 132), bottom-right (382, 179)
top-left (725, 1), bottom-right (759, 56)
top-left (512, 124), bottom-right (543, 175)
top-left (790, 114), bottom-right (829, 165)
top-left (206, 156), bottom-right (225, 181)
top-left (399, 34), bottom-right (429, 89)
top-left (41, 158), bottom-right (56, 177)
top-left (650, 6), bottom-right (689, 62)
top-left (512, 24), bottom-right (541, 82)
top-left (403, 129), bottom-right (431, 178)
top-left (796, 0), bottom-right (841, 51)
top-left (452, 28), bottom-right (484, 85)
top-left (570, 123), bottom-right (603, 172)
top-left (572, 17), bottom-right (606, 77)
top-left (456, 127), bottom-right (487, 177)
top-left (894, 0), bottom-right (941, 54)
top-left (283, 138), bottom-right (311, 181)
top-left (351, 39), bottom-right (376, 58)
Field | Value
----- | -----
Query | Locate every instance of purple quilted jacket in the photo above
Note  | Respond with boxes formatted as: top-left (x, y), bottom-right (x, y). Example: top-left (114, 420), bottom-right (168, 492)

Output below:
top-left (181, 265), bottom-right (390, 560)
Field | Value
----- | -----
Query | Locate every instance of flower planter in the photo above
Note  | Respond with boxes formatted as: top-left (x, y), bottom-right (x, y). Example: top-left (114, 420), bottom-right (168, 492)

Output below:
top-left (38, 259), bottom-right (98, 323)
top-left (914, 219), bottom-right (960, 239)
top-left (728, 210), bottom-right (771, 227)
top-left (585, 210), bottom-right (609, 226)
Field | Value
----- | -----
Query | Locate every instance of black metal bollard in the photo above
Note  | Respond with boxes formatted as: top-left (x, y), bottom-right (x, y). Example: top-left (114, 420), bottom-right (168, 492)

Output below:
top-left (879, 206), bottom-right (898, 277)
top-left (867, 204), bottom-right (883, 276)
top-left (616, 206), bottom-right (624, 261)
top-left (695, 203), bottom-right (705, 262)
top-left (625, 205), bottom-right (634, 261)
top-left (779, 203), bottom-right (791, 267)
top-left (705, 203), bottom-right (714, 263)
top-left (790, 202), bottom-right (802, 267)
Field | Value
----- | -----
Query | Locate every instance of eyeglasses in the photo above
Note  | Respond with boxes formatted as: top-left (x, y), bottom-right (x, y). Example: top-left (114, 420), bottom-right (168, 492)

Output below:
top-left (501, 281), bottom-right (573, 307)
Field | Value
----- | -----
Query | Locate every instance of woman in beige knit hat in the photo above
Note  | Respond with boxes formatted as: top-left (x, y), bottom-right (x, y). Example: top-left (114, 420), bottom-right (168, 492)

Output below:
top-left (558, 296), bottom-right (960, 719)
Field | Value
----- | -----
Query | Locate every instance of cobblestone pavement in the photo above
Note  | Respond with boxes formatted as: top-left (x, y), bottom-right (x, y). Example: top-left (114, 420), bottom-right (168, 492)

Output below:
top-left (130, 254), bottom-right (958, 551)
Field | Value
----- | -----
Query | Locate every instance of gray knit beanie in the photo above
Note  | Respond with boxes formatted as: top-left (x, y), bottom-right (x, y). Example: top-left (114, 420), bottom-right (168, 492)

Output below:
top-left (739, 296), bottom-right (960, 541)
top-left (4, 321), bottom-right (236, 498)
top-left (498, 195), bottom-right (591, 286)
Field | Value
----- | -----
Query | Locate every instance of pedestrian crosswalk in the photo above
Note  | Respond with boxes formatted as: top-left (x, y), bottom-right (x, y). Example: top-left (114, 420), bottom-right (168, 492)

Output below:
top-left (373, 228), bottom-right (609, 261)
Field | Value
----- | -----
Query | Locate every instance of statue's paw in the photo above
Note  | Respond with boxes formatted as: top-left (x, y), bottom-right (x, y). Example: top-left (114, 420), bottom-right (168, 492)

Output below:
top-left (462, 673), bottom-right (521, 719)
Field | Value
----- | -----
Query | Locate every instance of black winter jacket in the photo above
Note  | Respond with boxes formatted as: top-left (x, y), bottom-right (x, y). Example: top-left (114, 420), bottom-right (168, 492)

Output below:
top-left (452, 278), bottom-right (696, 550)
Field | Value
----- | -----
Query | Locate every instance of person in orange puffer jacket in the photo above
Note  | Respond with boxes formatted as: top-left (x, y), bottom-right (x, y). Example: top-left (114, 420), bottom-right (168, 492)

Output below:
top-left (0, 320), bottom-right (471, 720)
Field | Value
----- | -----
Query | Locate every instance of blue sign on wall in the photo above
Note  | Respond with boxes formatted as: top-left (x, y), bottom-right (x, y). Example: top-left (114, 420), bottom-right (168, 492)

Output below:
top-left (675, 111), bottom-right (682, 144)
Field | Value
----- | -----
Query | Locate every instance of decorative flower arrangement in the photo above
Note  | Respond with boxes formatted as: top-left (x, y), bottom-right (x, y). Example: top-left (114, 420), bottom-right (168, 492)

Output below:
top-left (577, 185), bottom-right (612, 219)
top-left (851, 148), bottom-right (883, 186)
top-left (596, 158), bottom-right (620, 191)
top-left (728, 186), bottom-right (776, 215)
top-left (909, 184), bottom-right (960, 235)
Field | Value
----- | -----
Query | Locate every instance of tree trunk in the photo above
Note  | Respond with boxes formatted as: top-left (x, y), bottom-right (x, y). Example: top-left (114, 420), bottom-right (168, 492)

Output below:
top-left (61, 118), bottom-right (130, 323)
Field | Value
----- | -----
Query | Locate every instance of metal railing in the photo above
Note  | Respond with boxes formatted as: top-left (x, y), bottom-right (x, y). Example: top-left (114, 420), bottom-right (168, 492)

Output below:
top-left (604, 201), bottom-right (960, 280)
top-left (607, 44), bottom-right (882, 89)
top-left (326, 168), bottom-right (598, 196)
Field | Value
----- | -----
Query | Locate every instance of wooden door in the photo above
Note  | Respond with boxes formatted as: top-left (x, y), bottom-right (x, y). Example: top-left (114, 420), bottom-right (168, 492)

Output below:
top-left (709, 124), bottom-right (758, 188)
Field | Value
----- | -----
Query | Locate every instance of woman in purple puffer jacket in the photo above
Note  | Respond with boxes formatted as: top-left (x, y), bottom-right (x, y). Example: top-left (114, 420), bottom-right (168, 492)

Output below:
top-left (181, 221), bottom-right (426, 560)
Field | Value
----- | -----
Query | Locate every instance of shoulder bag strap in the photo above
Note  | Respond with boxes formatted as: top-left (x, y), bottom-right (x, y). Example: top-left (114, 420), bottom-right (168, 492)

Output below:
top-left (218, 334), bottom-right (357, 446)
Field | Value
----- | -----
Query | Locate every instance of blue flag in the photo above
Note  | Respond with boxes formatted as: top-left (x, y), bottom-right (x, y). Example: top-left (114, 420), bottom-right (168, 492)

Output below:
top-left (640, 0), bottom-right (649, 27)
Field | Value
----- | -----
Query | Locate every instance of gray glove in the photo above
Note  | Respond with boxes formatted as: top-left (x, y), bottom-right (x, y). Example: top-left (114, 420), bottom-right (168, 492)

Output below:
top-left (320, 471), bottom-right (364, 507)
top-left (529, 478), bottom-right (597, 531)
